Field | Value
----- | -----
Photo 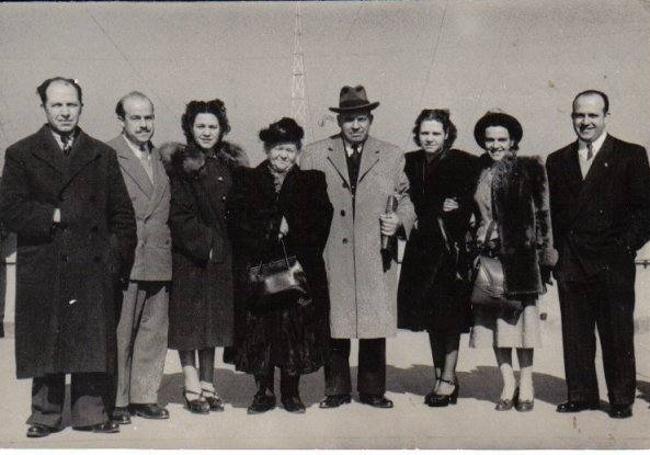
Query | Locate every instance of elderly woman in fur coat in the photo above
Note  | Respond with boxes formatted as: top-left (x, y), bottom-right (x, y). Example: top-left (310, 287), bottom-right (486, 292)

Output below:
top-left (163, 99), bottom-right (248, 414)
top-left (469, 111), bottom-right (557, 413)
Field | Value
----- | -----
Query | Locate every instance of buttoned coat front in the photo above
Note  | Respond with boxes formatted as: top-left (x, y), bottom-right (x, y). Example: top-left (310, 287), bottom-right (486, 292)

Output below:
top-left (107, 135), bottom-right (171, 282)
top-left (301, 134), bottom-right (415, 339)
top-left (0, 125), bottom-right (137, 379)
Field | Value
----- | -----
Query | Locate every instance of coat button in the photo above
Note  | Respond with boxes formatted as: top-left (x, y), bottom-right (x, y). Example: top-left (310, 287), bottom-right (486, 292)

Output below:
top-left (217, 176), bottom-right (224, 182)
top-left (340, 210), bottom-right (346, 217)
top-left (342, 182), bottom-right (348, 189)
top-left (221, 195), bottom-right (227, 201)
top-left (342, 238), bottom-right (348, 244)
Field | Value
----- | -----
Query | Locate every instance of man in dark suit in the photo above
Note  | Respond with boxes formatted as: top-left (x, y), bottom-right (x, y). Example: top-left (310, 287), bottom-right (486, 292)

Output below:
top-left (546, 90), bottom-right (650, 419)
top-left (0, 77), bottom-right (136, 437)
top-left (107, 92), bottom-right (171, 424)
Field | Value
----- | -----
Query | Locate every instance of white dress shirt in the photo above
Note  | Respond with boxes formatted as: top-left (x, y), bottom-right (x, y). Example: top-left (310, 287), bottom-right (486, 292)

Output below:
top-left (577, 132), bottom-right (607, 179)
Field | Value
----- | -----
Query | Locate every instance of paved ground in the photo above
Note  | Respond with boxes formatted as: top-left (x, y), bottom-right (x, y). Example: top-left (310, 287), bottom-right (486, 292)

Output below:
top-left (1, 289), bottom-right (650, 450)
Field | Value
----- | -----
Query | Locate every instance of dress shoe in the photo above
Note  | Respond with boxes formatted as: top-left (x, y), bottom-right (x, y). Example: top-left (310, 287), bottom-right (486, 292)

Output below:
top-left (247, 391), bottom-right (276, 414)
top-left (183, 388), bottom-right (210, 415)
top-left (201, 389), bottom-right (225, 412)
top-left (425, 379), bottom-right (459, 407)
top-left (26, 424), bottom-right (59, 438)
top-left (359, 394), bottom-right (394, 409)
top-left (495, 387), bottom-right (519, 411)
top-left (73, 421), bottom-right (120, 434)
top-left (319, 394), bottom-right (352, 409)
top-left (556, 400), bottom-right (600, 413)
top-left (282, 395), bottom-right (306, 413)
top-left (110, 406), bottom-right (132, 425)
top-left (515, 399), bottom-right (534, 412)
top-left (129, 403), bottom-right (170, 420)
top-left (608, 404), bottom-right (632, 419)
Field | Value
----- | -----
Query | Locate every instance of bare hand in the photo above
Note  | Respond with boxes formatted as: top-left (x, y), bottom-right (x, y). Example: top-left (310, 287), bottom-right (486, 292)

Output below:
top-left (442, 198), bottom-right (459, 212)
top-left (278, 216), bottom-right (289, 239)
top-left (379, 213), bottom-right (401, 236)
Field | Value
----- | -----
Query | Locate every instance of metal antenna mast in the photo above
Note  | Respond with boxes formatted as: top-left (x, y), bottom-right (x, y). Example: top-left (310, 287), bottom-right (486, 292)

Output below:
top-left (291, 2), bottom-right (309, 135)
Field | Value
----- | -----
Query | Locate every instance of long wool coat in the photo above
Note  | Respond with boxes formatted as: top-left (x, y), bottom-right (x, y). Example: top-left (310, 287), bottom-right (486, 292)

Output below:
top-left (0, 125), bottom-right (137, 378)
top-left (398, 149), bottom-right (480, 333)
top-left (167, 142), bottom-right (248, 350)
top-left (483, 154), bottom-right (557, 297)
top-left (301, 134), bottom-right (415, 339)
top-left (107, 135), bottom-right (171, 282)
top-left (227, 162), bottom-right (333, 375)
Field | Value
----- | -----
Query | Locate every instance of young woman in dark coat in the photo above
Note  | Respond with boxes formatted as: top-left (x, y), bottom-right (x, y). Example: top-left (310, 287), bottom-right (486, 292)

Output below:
top-left (397, 109), bottom-right (480, 407)
top-left (167, 99), bottom-right (248, 414)
top-left (227, 117), bottom-right (333, 414)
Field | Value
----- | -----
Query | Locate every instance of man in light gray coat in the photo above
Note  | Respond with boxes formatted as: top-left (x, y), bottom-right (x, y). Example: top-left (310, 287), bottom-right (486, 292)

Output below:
top-left (107, 92), bottom-right (171, 423)
top-left (301, 85), bottom-right (415, 409)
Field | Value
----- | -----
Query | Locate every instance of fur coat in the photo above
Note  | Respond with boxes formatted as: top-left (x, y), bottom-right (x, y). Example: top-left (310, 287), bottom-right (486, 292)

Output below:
top-left (479, 153), bottom-right (558, 297)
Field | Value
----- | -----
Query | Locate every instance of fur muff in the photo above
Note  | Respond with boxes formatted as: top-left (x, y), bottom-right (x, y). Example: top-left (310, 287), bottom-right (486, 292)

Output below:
top-left (160, 140), bottom-right (249, 176)
top-left (487, 154), bottom-right (558, 297)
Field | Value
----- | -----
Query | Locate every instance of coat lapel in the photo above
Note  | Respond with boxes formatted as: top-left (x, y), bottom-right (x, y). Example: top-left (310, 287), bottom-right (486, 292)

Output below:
top-left (31, 125), bottom-right (66, 175)
top-left (576, 134), bottom-right (616, 211)
top-left (114, 136), bottom-right (155, 198)
top-left (64, 130), bottom-right (101, 185)
top-left (358, 136), bottom-right (381, 184)
top-left (325, 135), bottom-right (351, 190)
top-left (144, 147), bottom-right (168, 219)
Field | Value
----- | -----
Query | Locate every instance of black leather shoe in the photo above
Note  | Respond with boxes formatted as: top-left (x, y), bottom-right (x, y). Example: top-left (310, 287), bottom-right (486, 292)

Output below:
top-left (183, 389), bottom-right (210, 415)
top-left (73, 421), bottom-right (120, 433)
top-left (425, 379), bottom-right (459, 407)
top-left (247, 391), bottom-right (276, 414)
top-left (110, 406), bottom-right (132, 425)
top-left (26, 424), bottom-right (59, 438)
top-left (201, 389), bottom-right (225, 412)
top-left (609, 404), bottom-right (632, 419)
top-left (556, 400), bottom-right (600, 413)
top-left (282, 395), bottom-right (306, 413)
top-left (359, 394), bottom-right (393, 409)
top-left (515, 399), bottom-right (534, 412)
top-left (129, 403), bottom-right (170, 420)
top-left (319, 394), bottom-right (352, 409)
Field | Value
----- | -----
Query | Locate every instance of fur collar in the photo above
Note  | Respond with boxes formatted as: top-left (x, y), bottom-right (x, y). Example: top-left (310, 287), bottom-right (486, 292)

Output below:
top-left (160, 140), bottom-right (249, 176)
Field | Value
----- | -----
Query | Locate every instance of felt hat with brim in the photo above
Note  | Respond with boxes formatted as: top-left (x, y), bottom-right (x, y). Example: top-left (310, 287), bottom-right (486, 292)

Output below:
top-left (329, 85), bottom-right (380, 113)
top-left (474, 111), bottom-right (523, 149)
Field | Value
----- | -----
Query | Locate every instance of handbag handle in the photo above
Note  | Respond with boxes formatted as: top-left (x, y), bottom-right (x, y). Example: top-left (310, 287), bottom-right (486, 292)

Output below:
top-left (255, 237), bottom-right (291, 270)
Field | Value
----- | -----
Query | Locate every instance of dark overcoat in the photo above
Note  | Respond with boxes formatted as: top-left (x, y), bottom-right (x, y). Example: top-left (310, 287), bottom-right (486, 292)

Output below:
top-left (167, 142), bottom-right (247, 350)
top-left (487, 154), bottom-right (557, 297)
top-left (397, 149), bottom-right (479, 333)
top-left (227, 162), bottom-right (333, 374)
top-left (0, 125), bottom-right (137, 379)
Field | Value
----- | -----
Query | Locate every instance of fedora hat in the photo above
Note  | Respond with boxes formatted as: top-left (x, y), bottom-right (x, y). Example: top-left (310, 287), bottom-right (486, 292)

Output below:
top-left (473, 110), bottom-right (523, 148)
top-left (329, 85), bottom-right (380, 113)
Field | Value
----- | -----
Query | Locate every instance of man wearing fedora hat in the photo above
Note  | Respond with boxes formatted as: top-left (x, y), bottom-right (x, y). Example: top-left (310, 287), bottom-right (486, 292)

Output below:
top-left (301, 85), bottom-right (415, 409)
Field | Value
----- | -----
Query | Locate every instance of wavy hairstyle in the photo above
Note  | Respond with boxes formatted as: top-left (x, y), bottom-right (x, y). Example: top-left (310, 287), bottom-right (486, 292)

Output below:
top-left (412, 109), bottom-right (457, 150)
top-left (181, 99), bottom-right (231, 148)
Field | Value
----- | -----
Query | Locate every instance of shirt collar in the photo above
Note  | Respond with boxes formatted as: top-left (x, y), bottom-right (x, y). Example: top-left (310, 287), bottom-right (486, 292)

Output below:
top-left (123, 134), bottom-right (150, 158)
top-left (50, 128), bottom-right (75, 150)
top-left (343, 139), bottom-right (364, 157)
top-left (578, 131), bottom-right (607, 159)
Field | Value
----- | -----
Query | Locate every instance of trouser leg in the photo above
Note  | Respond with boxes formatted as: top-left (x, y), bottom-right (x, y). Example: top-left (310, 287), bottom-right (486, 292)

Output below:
top-left (129, 282), bottom-right (169, 404)
top-left (70, 372), bottom-right (111, 427)
top-left (357, 338), bottom-right (386, 396)
top-left (558, 280), bottom-right (599, 402)
top-left (27, 374), bottom-right (65, 428)
top-left (114, 281), bottom-right (139, 408)
top-left (324, 338), bottom-right (352, 396)
top-left (596, 267), bottom-right (636, 406)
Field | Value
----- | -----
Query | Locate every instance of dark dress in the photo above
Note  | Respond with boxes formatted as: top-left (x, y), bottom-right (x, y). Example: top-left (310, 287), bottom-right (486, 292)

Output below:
top-left (167, 144), bottom-right (242, 351)
top-left (227, 162), bottom-right (333, 376)
top-left (397, 148), bottom-right (480, 335)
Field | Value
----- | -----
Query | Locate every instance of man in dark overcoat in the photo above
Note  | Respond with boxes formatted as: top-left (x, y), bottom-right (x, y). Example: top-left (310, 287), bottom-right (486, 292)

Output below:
top-left (0, 77), bottom-right (136, 437)
top-left (107, 92), bottom-right (171, 424)
top-left (547, 90), bottom-right (650, 419)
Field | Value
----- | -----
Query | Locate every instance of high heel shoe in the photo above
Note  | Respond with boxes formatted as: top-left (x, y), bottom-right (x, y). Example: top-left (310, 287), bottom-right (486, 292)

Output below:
top-left (183, 388), bottom-right (210, 414)
top-left (425, 379), bottom-right (459, 407)
top-left (495, 386), bottom-right (519, 411)
top-left (201, 388), bottom-right (225, 412)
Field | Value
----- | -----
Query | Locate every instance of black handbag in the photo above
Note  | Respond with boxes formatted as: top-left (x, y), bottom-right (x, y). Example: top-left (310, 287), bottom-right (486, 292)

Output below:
top-left (469, 221), bottom-right (522, 311)
top-left (247, 238), bottom-right (311, 305)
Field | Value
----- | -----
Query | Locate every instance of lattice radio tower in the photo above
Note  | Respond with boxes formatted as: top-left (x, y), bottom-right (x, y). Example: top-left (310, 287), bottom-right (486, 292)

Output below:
top-left (291, 2), bottom-right (309, 134)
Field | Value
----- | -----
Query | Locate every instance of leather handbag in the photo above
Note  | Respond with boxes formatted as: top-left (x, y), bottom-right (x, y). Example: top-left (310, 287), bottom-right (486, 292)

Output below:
top-left (469, 221), bottom-right (522, 311)
top-left (247, 238), bottom-right (311, 305)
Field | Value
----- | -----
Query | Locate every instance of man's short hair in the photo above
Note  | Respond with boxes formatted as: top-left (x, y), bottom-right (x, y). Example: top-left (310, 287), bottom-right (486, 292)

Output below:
top-left (36, 77), bottom-right (83, 104)
top-left (573, 89), bottom-right (609, 114)
top-left (115, 91), bottom-right (153, 119)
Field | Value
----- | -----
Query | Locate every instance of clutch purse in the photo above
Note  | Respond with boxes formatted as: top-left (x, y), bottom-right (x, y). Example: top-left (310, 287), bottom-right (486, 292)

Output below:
top-left (247, 238), bottom-right (311, 305)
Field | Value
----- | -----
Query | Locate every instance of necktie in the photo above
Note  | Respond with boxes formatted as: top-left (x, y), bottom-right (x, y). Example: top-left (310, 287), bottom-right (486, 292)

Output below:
top-left (61, 134), bottom-right (72, 156)
top-left (139, 144), bottom-right (154, 182)
top-left (587, 142), bottom-right (594, 161)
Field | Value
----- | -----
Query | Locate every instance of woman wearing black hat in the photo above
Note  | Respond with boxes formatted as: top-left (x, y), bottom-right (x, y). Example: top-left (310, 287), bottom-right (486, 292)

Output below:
top-left (469, 111), bottom-right (556, 412)
top-left (397, 109), bottom-right (480, 407)
top-left (227, 117), bottom-right (333, 414)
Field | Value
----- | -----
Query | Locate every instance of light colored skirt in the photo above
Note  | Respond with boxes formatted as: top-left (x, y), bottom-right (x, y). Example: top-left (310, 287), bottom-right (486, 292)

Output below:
top-left (469, 302), bottom-right (541, 349)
